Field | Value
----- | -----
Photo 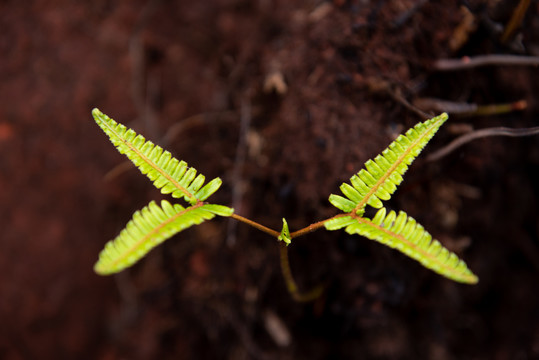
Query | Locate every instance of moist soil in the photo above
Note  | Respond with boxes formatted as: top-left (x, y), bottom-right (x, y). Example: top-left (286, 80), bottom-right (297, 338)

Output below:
top-left (2, 1), bottom-right (539, 359)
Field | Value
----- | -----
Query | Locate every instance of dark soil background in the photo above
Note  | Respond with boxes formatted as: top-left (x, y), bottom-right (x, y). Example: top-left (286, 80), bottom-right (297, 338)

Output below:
top-left (2, 1), bottom-right (539, 359)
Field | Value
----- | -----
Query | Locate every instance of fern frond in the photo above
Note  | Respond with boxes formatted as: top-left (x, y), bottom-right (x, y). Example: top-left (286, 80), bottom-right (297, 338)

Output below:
top-left (327, 207), bottom-right (478, 284)
top-left (92, 108), bottom-right (222, 205)
top-left (94, 200), bottom-right (233, 275)
top-left (329, 113), bottom-right (448, 216)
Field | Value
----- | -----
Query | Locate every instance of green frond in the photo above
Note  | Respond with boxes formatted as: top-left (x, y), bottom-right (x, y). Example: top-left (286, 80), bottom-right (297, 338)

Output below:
top-left (329, 113), bottom-right (448, 215)
top-left (324, 215), bottom-right (355, 230)
top-left (94, 200), bottom-right (234, 275)
top-left (92, 108), bottom-right (222, 205)
top-left (330, 207), bottom-right (478, 284)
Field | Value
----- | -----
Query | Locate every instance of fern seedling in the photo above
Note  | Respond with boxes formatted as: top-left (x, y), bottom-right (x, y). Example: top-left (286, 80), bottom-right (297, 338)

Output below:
top-left (92, 109), bottom-right (477, 300)
top-left (91, 109), bottom-right (233, 275)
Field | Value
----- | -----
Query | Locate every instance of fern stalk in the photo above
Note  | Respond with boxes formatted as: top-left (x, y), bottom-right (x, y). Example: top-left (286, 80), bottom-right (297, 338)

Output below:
top-left (279, 243), bottom-right (325, 302)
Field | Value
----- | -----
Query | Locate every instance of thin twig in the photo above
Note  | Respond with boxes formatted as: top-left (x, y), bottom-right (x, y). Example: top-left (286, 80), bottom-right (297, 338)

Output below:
top-left (228, 212), bottom-right (332, 302)
top-left (413, 97), bottom-right (527, 116)
top-left (387, 88), bottom-right (431, 119)
top-left (229, 213), bottom-right (280, 238)
top-left (433, 54), bottom-right (539, 71)
top-left (365, 77), bottom-right (430, 119)
top-left (289, 214), bottom-right (347, 239)
top-left (227, 99), bottom-right (252, 247)
top-left (500, 0), bottom-right (531, 44)
top-left (279, 243), bottom-right (324, 302)
top-left (228, 212), bottom-right (347, 240)
top-left (427, 126), bottom-right (539, 162)
top-left (161, 110), bottom-right (235, 146)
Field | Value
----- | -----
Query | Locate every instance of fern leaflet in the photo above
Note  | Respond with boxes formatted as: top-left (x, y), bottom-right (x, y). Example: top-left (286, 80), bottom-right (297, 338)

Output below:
top-left (329, 113), bottom-right (448, 216)
top-left (92, 108), bottom-right (222, 205)
top-left (95, 200), bottom-right (233, 275)
top-left (325, 208), bottom-right (478, 284)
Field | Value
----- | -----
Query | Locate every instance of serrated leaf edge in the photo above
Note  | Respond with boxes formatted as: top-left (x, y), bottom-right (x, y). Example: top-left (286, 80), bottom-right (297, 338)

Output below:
top-left (94, 200), bottom-right (222, 275)
top-left (345, 208), bottom-right (478, 284)
top-left (92, 108), bottom-right (221, 205)
top-left (330, 113), bottom-right (448, 215)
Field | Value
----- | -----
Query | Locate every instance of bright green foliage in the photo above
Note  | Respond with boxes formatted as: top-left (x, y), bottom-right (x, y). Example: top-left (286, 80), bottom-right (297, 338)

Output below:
top-left (329, 113), bottom-right (448, 216)
top-left (324, 215), bottom-right (355, 230)
top-left (278, 218), bottom-right (291, 245)
top-left (345, 208), bottom-right (478, 283)
top-left (92, 109), bottom-right (477, 287)
top-left (92, 109), bottom-right (233, 275)
top-left (92, 108), bottom-right (222, 205)
top-left (326, 113), bottom-right (478, 284)
top-left (94, 200), bottom-right (233, 275)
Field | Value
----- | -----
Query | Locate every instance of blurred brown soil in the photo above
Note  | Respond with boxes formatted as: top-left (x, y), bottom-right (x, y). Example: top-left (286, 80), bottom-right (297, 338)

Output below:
top-left (1, 1), bottom-right (539, 359)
